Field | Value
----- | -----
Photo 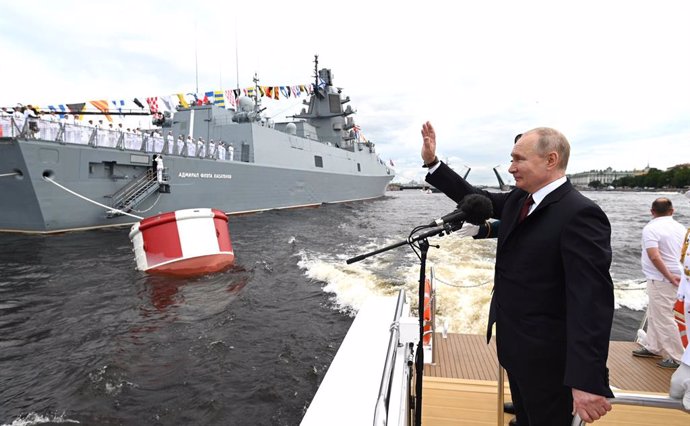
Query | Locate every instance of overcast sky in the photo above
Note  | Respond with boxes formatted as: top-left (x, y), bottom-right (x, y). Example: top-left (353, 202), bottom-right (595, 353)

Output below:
top-left (2, 0), bottom-right (689, 185)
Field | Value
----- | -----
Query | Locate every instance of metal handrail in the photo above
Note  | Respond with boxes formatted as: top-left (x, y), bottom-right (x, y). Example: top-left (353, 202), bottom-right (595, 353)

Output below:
top-left (1, 115), bottom-right (239, 160)
top-left (571, 393), bottom-right (689, 425)
top-left (428, 267), bottom-right (437, 364)
top-left (497, 367), bottom-right (505, 426)
top-left (373, 289), bottom-right (407, 426)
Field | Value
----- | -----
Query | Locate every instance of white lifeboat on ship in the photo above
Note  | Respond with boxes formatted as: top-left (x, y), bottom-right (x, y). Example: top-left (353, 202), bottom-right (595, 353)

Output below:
top-left (129, 208), bottom-right (234, 276)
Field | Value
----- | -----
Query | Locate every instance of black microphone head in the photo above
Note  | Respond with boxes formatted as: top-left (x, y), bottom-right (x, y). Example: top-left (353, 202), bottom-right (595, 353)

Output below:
top-left (460, 194), bottom-right (493, 225)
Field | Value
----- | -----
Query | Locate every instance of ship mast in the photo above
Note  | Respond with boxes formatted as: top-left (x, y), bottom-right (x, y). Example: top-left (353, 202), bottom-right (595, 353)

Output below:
top-left (252, 72), bottom-right (262, 115)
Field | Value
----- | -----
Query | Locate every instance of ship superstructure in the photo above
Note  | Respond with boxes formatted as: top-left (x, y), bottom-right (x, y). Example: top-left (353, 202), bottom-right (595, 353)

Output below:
top-left (0, 58), bottom-right (393, 233)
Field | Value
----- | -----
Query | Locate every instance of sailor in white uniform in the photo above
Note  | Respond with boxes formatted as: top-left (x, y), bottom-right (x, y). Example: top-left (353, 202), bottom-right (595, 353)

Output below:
top-left (187, 135), bottom-right (195, 156)
top-left (670, 189), bottom-right (690, 410)
top-left (41, 111), bottom-right (54, 140)
top-left (166, 131), bottom-right (174, 154)
top-left (209, 139), bottom-right (216, 159)
top-left (197, 137), bottom-right (205, 158)
top-left (1, 107), bottom-right (12, 137)
top-left (155, 155), bottom-right (164, 183)
top-left (13, 107), bottom-right (25, 135)
top-left (217, 141), bottom-right (226, 160)
top-left (60, 114), bottom-right (71, 142)
top-left (176, 135), bottom-right (185, 156)
top-left (96, 119), bottom-right (106, 146)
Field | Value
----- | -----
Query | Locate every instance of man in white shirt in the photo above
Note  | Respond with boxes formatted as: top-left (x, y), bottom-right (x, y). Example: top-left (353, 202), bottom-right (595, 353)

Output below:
top-left (634, 197), bottom-right (687, 368)
top-left (670, 190), bottom-right (690, 408)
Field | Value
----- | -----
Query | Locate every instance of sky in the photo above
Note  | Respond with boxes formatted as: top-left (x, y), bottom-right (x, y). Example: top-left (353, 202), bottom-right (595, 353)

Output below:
top-left (2, 0), bottom-right (689, 185)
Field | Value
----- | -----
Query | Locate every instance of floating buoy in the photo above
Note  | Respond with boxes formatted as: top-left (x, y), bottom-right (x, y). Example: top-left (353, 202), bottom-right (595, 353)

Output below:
top-left (129, 208), bottom-right (234, 276)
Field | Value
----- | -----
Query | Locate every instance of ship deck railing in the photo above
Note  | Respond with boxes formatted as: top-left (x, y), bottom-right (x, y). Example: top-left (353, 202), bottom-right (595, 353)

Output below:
top-left (0, 115), bottom-right (237, 161)
top-left (0, 115), bottom-right (379, 161)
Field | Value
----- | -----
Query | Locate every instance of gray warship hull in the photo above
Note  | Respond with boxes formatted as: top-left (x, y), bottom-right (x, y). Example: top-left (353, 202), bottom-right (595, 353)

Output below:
top-left (0, 61), bottom-right (394, 233)
top-left (0, 131), bottom-right (392, 233)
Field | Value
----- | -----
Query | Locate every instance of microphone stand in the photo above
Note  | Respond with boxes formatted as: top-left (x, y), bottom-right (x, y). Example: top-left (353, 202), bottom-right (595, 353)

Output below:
top-left (346, 222), bottom-right (461, 425)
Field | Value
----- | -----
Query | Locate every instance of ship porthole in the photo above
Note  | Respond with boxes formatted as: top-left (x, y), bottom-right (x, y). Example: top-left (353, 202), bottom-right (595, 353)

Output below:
top-left (42, 170), bottom-right (55, 179)
top-left (13, 169), bottom-right (24, 180)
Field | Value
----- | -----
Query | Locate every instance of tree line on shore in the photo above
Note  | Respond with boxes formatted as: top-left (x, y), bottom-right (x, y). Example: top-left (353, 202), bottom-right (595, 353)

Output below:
top-left (589, 164), bottom-right (690, 189)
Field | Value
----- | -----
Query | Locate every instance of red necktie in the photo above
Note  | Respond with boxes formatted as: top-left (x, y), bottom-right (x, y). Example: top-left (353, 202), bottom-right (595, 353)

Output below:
top-left (518, 194), bottom-right (534, 223)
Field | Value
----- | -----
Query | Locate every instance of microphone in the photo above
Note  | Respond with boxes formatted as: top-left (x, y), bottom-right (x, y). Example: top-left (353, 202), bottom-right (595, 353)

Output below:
top-left (430, 194), bottom-right (493, 227)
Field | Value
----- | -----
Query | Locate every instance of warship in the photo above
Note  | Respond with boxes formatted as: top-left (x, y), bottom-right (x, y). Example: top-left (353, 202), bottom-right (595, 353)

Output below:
top-left (0, 58), bottom-right (394, 233)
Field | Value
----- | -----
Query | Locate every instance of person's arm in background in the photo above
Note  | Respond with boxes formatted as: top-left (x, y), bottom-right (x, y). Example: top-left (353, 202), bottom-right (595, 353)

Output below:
top-left (646, 247), bottom-right (681, 286)
top-left (455, 220), bottom-right (500, 239)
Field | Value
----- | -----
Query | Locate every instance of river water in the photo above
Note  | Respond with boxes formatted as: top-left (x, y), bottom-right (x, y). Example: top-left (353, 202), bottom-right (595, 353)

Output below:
top-left (1, 190), bottom-right (688, 425)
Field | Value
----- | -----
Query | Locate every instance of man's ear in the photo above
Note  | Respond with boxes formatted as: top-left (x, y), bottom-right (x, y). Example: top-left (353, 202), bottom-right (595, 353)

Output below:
top-left (546, 151), bottom-right (559, 169)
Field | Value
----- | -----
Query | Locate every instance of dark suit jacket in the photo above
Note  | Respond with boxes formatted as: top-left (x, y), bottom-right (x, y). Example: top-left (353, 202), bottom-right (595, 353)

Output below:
top-left (427, 162), bottom-right (614, 397)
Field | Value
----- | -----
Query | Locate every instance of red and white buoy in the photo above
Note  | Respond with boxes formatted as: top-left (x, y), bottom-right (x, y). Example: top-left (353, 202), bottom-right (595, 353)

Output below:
top-left (129, 208), bottom-right (235, 276)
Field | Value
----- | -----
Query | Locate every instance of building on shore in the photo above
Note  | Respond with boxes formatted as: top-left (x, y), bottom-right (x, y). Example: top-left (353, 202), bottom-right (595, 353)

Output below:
top-left (567, 166), bottom-right (649, 188)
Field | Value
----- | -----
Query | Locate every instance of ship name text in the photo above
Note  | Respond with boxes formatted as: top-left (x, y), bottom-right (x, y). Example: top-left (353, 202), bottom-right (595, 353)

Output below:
top-left (178, 172), bottom-right (233, 179)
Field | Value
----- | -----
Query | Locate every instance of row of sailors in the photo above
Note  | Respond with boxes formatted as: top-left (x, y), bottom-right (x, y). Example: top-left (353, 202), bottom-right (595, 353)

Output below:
top-left (0, 112), bottom-right (235, 161)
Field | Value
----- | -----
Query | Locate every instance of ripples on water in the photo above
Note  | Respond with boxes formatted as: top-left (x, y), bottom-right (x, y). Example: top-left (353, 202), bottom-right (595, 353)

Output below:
top-left (1, 190), bottom-right (688, 425)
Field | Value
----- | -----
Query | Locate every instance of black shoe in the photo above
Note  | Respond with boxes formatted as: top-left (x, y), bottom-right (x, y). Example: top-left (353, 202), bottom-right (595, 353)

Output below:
top-left (504, 402), bottom-right (515, 414)
top-left (656, 358), bottom-right (680, 369)
top-left (508, 417), bottom-right (519, 426)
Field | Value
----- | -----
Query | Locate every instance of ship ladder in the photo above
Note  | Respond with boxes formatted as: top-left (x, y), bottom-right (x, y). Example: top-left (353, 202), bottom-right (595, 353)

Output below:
top-left (107, 170), bottom-right (163, 218)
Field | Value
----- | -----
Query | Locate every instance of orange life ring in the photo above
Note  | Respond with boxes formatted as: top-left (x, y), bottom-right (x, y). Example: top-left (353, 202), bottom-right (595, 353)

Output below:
top-left (674, 299), bottom-right (688, 348)
top-left (423, 277), bottom-right (432, 346)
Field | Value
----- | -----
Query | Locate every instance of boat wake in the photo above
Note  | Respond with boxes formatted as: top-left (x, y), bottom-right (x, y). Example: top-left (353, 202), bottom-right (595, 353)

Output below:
top-left (1, 412), bottom-right (79, 426)
top-left (297, 231), bottom-right (649, 335)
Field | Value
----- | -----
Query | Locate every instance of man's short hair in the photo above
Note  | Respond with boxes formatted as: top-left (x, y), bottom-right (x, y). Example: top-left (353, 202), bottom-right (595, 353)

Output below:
top-left (651, 198), bottom-right (673, 215)
top-left (530, 127), bottom-right (570, 171)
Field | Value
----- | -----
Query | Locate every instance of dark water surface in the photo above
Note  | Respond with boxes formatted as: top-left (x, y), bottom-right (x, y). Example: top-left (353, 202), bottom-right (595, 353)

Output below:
top-left (1, 190), bottom-right (688, 425)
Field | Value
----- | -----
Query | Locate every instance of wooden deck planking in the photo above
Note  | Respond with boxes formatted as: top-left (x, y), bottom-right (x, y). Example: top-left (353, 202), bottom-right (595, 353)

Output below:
top-left (422, 333), bottom-right (689, 425)
top-left (425, 333), bottom-right (675, 393)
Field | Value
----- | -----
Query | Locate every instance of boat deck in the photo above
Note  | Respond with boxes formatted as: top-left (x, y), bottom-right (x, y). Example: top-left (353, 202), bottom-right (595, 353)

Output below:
top-left (422, 333), bottom-right (689, 425)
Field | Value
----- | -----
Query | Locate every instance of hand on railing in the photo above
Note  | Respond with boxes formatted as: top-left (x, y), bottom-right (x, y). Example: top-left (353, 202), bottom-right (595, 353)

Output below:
top-left (571, 392), bottom-right (689, 426)
top-left (572, 388), bottom-right (611, 423)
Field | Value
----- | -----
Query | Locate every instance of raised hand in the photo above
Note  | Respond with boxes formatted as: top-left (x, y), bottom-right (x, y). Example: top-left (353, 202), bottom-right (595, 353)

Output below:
top-left (421, 121), bottom-right (437, 165)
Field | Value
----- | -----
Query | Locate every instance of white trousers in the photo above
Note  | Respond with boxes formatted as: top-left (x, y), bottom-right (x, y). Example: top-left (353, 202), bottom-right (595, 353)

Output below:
top-left (643, 279), bottom-right (685, 361)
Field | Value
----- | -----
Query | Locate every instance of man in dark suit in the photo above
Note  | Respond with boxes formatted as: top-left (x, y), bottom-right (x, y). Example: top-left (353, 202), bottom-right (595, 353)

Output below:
top-left (421, 122), bottom-right (614, 425)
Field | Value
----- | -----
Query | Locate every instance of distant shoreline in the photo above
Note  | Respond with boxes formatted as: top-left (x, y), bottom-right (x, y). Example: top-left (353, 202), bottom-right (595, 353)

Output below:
top-left (576, 187), bottom-right (688, 193)
top-left (387, 183), bottom-right (688, 194)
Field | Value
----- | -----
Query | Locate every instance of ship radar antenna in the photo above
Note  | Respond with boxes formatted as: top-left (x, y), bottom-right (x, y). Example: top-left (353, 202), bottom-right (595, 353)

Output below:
top-left (194, 21), bottom-right (199, 94)
top-left (252, 72), bottom-right (262, 113)
top-left (313, 54), bottom-right (319, 88)
top-left (234, 16), bottom-right (240, 90)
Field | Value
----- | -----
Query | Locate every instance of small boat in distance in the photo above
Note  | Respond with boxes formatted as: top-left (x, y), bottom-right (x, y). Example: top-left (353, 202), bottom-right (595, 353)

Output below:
top-left (0, 56), bottom-right (394, 233)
